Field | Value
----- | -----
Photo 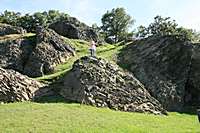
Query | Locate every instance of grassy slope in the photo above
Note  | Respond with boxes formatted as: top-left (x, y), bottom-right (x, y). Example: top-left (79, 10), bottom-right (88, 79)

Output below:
top-left (0, 102), bottom-right (199, 133)
top-left (0, 36), bottom-right (199, 132)
top-left (36, 38), bottom-right (125, 81)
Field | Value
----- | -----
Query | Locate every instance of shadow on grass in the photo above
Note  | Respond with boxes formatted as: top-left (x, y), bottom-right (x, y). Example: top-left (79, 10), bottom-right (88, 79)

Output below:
top-left (34, 93), bottom-right (67, 103)
top-left (178, 106), bottom-right (199, 115)
top-left (34, 70), bottom-right (79, 104)
top-left (34, 92), bottom-right (80, 104)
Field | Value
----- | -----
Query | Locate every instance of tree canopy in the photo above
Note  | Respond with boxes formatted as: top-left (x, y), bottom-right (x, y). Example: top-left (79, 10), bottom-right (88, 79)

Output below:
top-left (1, 10), bottom-right (199, 43)
top-left (136, 15), bottom-right (200, 42)
top-left (101, 8), bottom-right (134, 43)
top-left (0, 10), bottom-right (69, 32)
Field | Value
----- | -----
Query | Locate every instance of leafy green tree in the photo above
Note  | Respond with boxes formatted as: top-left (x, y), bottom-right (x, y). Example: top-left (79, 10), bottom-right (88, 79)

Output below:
top-left (136, 15), bottom-right (200, 42)
top-left (92, 23), bottom-right (100, 33)
top-left (0, 10), bottom-right (21, 26)
top-left (136, 16), bottom-right (178, 38)
top-left (46, 10), bottom-right (60, 24)
top-left (101, 7), bottom-right (134, 43)
top-left (0, 10), bottom-right (71, 32)
top-left (18, 14), bottom-right (34, 32)
top-left (33, 12), bottom-right (48, 27)
top-left (191, 30), bottom-right (200, 42)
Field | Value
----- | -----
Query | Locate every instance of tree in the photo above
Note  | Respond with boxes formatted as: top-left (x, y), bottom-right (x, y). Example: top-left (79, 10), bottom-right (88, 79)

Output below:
top-left (0, 10), bottom-right (21, 26)
top-left (0, 10), bottom-right (71, 32)
top-left (191, 30), bottom-right (200, 42)
top-left (33, 12), bottom-right (48, 27)
top-left (18, 14), bottom-right (35, 32)
top-left (46, 10), bottom-right (60, 24)
top-left (91, 23), bottom-right (100, 33)
top-left (136, 15), bottom-right (200, 42)
top-left (136, 16), bottom-right (178, 38)
top-left (101, 7), bottom-right (134, 43)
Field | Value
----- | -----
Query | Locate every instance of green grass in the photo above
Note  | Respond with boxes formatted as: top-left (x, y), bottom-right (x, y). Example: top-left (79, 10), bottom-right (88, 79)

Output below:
top-left (0, 102), bottom-right (199, 133)
top-left (0, 33), bottom-right (35, 43)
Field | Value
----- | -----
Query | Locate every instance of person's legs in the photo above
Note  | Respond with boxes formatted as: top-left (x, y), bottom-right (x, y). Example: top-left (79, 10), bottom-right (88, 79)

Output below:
top-left (90, 49), bottom-right (92, 56)
top-left (91, 49), bottom-right (94, 56)
top-left (93, 50), bottom-right (96, 57)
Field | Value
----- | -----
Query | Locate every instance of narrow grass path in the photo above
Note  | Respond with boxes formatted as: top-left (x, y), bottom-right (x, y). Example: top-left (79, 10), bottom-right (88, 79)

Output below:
top-left (36, 39), bottom-right (125, 81)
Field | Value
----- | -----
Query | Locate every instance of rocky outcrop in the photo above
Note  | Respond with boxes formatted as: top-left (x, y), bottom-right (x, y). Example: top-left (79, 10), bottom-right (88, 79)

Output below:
top-left (0, 27), bottom-right (75, 77)
top-left (49, 18), bottom-right (99, 43)
top-left (59, 56), bottom-right (166, 115)
top-left (185, 44), bottom-right (200, 105)
top-left (0, 67), bottom-right (44, 102)
top-left (23, 27), bottom-right (75, 77)
top-left (118, 36), bottom-right (193, 111)
top-left (0, 23), bottom-right (26, 36)
top-left (0, 38), bottom-right (35, 73)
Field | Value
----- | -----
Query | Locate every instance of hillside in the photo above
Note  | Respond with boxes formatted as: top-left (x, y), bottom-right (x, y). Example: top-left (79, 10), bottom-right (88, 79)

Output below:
top-left (0, 27), bottom-right (200, 132)
top-left (36, 38), bottom-right (125, 81)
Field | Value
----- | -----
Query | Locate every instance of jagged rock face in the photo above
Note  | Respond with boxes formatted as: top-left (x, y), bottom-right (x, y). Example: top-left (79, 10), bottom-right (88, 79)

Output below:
top-left (49, 19), bottom-right (99, 43)
top-left (0, 67), bottom-right (44, 102)
top-left (186, 44), bottom-right (200, 105)
top-left (0, 27), bottom-right (75, 77)
top-left (49, 21), bottom-right (81, 39)
top-left (0, 38), bottom-right (35, 73)
top-left (60, 56), bottom-right (166, 115)
top-left (118, 36), bottom-right (193, 111)
top-left (23, 27), bottom-right (75, 77)
top-left (0, 23), bottom-right (26, 36)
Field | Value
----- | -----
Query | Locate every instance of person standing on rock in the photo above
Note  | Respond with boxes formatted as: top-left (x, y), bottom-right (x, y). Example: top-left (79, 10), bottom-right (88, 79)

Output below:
top-left (89, 40), bottom-right (96, 57)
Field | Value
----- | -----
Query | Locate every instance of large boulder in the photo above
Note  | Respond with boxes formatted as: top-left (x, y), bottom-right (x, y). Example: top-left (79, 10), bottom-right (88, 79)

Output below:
top-left (118, 36), bottom-right (193, 111)
top-left (0, 67), bottom-right (44, 102)
top-left (23, 27), bottom-right (75, 77)
top-left (0, 37), bottom-right (35, 73)
top-left (0, 27), bottom-right (75, 77)
top-left (49, 18), bottom-right (100, 43)
top-left (0, 23), bottom-right (26, 36)
top-left (59, 56), bottom-right (166, 115)
top-left (49, 21), bottom-right (81, 39)
top-left (185, 44), bottom-right (200, 105)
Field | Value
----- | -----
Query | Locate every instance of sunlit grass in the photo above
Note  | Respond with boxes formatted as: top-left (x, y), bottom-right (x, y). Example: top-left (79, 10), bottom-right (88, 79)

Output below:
top-left (0, 102), bottom-right (199, 133)
top-left (0, 33), bottom-right (35, 43)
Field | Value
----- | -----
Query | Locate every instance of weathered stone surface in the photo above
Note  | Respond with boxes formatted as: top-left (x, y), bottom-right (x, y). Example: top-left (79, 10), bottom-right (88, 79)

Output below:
top-left (0, 67), bottom-right (44, 102)
top-left (0, 38), bottom-right (35, 73)
top-left (0, 27), bottom-right (75, 77)
top-left (0, 23), bottom-right (26, 36)
top-left (118, 36), bottom-right (193, 111)
top-left (23, 27), bottom-right (75, 77)
top-left (185, 44), bottom-right (200, 105)
top-left (49, 19), bottom-right (100, 43)
top-left (49, 21), bottom-right (81, 39)
top-left (60, 56), bottom-right (166, 115)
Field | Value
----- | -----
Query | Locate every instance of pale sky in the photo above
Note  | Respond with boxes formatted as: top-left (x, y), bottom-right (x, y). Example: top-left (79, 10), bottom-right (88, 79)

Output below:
top-left (0, 0), bottom-right (200, 31)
